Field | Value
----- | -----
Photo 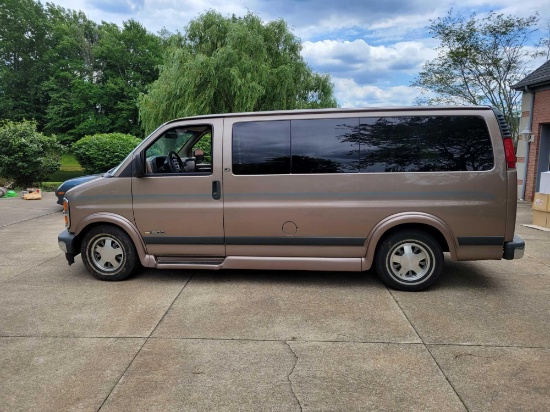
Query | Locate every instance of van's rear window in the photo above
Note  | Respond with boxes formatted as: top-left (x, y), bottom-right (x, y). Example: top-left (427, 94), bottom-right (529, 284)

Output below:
top-left (232, 116), bottom-right (493, 175)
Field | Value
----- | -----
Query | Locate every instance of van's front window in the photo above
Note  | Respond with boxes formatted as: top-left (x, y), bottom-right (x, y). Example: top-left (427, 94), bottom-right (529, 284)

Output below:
top-left (147, 129), bottom-right (195, 157)
top-left (144, 125), bottom-right (213, 175)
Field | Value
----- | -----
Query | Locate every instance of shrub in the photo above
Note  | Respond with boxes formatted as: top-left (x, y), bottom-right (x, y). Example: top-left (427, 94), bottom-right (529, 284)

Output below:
top-left (72, 133), bottom-right (141, 174)
top-left (0, 120), bottom-right (63, 187)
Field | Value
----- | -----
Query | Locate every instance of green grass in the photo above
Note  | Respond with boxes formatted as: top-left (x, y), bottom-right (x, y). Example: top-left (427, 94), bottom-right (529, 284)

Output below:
top-left (60, 153), bottom-right (83, 170)
top-left (48, 153), bottom-right (85, 182)
top-left (49, 170), bottom-right (86, 181)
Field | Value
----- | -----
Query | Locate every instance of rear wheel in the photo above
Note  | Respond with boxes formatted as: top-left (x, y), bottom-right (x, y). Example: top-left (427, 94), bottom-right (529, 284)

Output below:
top-left (81, 225), bottom-right (139, 281)
top-left (375, 230), bottom-right (443, 291)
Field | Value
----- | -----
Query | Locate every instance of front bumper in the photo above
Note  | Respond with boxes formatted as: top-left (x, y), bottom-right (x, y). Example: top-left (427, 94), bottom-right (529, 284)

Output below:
top-left (58, 229), bottom-right (79, 265)
top-left (503, 235), bottom-right (525, 260)
top-left (55, 191), bottom-right (64, 205)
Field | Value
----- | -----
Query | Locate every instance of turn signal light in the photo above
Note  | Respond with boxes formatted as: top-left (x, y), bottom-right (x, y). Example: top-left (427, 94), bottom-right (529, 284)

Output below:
top-left (63, 199), bottom-right (70, 228)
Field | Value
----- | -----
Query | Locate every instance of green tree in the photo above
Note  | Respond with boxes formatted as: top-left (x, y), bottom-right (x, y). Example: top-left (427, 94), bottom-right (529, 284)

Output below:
top-left (44, 10), bottom-right (164, 143)
top-left (138, 11), bottom-right (337, 134)
top-left (43, 5), bottom-right (102, 143)
top-left (412, 10), bottom-right (541, 137)
top-left (0, 0), bottom-right (51, 125)
top-left (0, 121), bottom-right (63, 187)
top-left (93, 20), bottom-right (164, 137)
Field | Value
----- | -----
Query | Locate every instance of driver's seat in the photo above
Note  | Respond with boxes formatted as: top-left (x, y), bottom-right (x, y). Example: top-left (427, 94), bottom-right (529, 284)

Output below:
top-left (194, 149), bottom-right (205, 164)
top-left (182, 149), bottom-right (204, 172)
top-left (192, 149), bottom-right (210, 172)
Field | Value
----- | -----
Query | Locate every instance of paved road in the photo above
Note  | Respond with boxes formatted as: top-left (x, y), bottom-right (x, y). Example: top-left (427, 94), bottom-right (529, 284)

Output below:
top-left (0, 193), bottom-right (549, 411)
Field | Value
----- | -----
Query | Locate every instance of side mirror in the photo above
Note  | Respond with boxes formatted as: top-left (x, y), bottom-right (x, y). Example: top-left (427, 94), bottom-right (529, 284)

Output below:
top-left (133, 153), bottom-right (144, 178)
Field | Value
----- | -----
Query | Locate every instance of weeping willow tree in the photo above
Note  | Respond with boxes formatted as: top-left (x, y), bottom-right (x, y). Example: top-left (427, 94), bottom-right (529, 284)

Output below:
top-left (138, 11), bottom-right (337, 134)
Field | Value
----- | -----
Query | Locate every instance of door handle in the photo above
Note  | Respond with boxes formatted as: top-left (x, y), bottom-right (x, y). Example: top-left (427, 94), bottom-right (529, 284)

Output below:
top-left (212, 180), bottom-right (221, 200)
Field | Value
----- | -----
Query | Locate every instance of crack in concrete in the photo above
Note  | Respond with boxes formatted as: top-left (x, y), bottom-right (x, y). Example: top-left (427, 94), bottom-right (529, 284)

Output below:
top-left (524, 253), bottom-right (550, 273)
top-left (96, 272), bottom-right (195, 412)
top-left (388, 289), bottom-right (470, 411)
top-left (284, 341), bottom-right (303, 412)
top-left (453, 352), bottom-right (502, 360)
top-left (0, 210), bottom-right (60, 229)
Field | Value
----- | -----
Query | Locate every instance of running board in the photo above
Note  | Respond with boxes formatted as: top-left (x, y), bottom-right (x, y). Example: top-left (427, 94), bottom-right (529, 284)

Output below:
top-left (144, 255), bottom-right (363, 272)
top-left (153, 256), bottom-right (225, 270)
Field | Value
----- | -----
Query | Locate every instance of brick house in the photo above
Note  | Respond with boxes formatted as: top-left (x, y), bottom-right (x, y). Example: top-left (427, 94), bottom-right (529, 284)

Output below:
top-left (512, 60), bottom-right (550, 200)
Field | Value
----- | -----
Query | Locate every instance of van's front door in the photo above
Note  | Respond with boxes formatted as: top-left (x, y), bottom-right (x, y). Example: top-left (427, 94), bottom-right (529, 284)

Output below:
top-left (132, 119), bottom-right (225, 257)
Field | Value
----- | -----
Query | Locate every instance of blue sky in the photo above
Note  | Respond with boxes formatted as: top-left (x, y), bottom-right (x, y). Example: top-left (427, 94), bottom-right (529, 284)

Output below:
top-left (40, 0), bottom-right (549, 107)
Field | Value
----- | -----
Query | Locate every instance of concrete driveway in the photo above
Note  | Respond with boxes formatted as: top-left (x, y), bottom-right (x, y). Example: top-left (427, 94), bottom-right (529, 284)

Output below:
top-left (0, 193), bottom-right (549, 411)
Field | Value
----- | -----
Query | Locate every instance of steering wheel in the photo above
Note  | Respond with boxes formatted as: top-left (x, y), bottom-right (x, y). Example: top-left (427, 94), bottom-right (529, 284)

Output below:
top-left (167, 151), bottom-right (184, 173)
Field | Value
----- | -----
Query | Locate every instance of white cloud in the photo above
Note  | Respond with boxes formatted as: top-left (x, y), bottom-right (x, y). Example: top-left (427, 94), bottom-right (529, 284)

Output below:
top-left (43, 0), bottom-right (550, 38)
top-left (132, 0), bottom-right (251, 33)
top-left (39, 0), bottom-right (549, 108)
top-left (302, 39), bottom-right (438, 84)
top-left (333, 78), bottom-right (426, 107)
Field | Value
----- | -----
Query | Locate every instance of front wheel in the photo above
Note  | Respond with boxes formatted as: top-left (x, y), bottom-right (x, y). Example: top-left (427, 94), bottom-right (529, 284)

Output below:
top-left (375, 230), bottom-right (443, 291)
top-left (81, 225), bottom-right (139, 281)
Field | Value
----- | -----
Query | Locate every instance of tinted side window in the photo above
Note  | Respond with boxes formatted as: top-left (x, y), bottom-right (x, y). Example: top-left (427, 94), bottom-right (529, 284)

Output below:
top-left (291, 118), bottom-right (360, 173)
top-left (233, 121), bottom-right (290, 175)
top-left (358, 116), bottom-right (494, 172)
top-left (232, 115), bottom-right (493, 175)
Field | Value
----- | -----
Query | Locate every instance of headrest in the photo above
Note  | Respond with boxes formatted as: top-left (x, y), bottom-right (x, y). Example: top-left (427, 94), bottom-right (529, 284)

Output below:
top-left (193, 148), bottom-right (205, 163)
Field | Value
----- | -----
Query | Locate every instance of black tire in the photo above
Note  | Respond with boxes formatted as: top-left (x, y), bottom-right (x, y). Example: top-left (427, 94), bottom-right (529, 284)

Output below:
top-left (81, 225), bottom-right (139, 281)
top-left (375, 230), bottom-right (443, 291)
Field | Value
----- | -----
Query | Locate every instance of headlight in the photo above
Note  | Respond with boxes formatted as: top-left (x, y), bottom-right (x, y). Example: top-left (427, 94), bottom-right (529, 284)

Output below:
top-left (63, 199), bottom-right (70, 228)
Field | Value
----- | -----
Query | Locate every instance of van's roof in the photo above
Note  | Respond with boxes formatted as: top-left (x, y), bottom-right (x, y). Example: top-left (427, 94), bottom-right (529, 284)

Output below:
top-left (164, 105), bottom-right (494, 126)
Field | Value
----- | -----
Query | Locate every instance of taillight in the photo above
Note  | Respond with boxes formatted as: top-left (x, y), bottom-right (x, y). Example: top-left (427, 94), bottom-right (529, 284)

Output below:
top-left (503, 137), bottom-right (516, 169)
top-left (63, 199), bottom-right (70, 228)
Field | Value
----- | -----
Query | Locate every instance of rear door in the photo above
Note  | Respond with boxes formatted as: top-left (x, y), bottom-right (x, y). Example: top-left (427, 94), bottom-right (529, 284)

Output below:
top-left (221, 114), bottom-right (367, 259)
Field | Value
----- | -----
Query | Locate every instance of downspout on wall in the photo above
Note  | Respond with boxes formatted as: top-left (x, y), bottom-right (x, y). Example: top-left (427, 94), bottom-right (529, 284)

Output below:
top-left (521, 86), bottom-right (535, 200)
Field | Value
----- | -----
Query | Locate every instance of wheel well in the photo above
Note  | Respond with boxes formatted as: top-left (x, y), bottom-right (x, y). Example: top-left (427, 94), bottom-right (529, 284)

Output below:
top-left (73, 222), bottom-right (127, 254)
top-left (377, 223), bottom-right (449, 253)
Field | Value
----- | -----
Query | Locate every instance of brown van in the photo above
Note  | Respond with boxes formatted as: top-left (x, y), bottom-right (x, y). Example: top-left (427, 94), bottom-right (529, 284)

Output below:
top-left (58, 106), bottom-right (524, 291)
